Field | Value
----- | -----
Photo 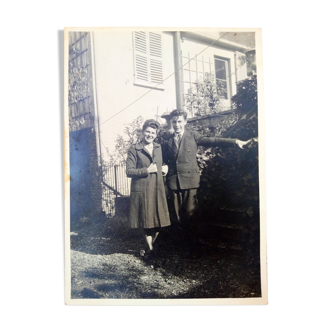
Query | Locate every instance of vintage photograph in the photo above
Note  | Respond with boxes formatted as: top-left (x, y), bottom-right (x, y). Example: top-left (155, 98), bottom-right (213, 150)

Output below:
top-left (64, 28), bottom-right (267, 304)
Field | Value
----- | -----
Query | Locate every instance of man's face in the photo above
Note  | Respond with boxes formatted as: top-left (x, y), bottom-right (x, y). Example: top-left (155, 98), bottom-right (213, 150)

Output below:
top-left (171, 116), bottom-right (187, 134)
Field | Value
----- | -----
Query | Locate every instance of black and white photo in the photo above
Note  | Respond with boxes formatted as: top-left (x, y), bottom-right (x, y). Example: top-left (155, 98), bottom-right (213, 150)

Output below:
top-left (64, 28), bottom-right (266, 305)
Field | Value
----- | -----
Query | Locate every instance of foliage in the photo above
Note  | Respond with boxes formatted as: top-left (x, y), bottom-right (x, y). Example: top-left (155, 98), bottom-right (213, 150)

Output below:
top-left (196, 141), bottom-right (259, 252)
top-left (185, 73), bottom-right (227, 117)
top-left (231, 75), bottom-right (257, 116)
top-left (104, 116), bottom-right (145, 166)
top-left (191, 76), bottom-right (259, 252)
top-left (68, 36), bottom-right (93, 131)
top-left (185, 111), bottom-right (239, 169)
top-left (190, 74), bottom-right (258, 169)
top-left (68, 65), bottom-right (92, 105)
top-left (105, 115), bottom-right (172, 166)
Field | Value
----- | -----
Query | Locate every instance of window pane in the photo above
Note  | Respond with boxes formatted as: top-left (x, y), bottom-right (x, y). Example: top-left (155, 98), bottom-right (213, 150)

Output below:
top-left (216, 79), bottom-right (228, 99)
top-left (215, 59), bottom-right (226, 80)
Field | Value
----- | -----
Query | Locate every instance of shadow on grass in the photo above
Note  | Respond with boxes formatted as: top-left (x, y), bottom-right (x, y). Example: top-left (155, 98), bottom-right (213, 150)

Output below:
top-left (71, 217), bottom-right (261, 299)
top-left (73, 261), bottom-right (167, 299)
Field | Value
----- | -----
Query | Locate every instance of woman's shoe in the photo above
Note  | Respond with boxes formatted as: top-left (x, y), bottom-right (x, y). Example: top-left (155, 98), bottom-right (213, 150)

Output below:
top-left (143, 249), bottom-right (155, 261)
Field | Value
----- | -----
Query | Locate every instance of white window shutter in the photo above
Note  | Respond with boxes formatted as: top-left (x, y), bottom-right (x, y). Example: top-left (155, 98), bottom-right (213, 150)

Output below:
top-left (149, 32), bottom-right (163, 84)
top-left (134, 31), bottom-right (149, 83)
top-left (133, 31), bottom-right (164, 88)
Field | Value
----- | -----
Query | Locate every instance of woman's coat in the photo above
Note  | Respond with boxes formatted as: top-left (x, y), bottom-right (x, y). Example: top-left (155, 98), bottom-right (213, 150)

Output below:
top-left (126, 142), bottom-right (170, 229)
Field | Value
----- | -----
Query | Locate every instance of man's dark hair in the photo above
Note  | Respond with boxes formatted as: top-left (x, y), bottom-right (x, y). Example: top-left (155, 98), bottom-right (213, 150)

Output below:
top-left (142, 119), bottom-right (160, 131)
top-left (170, 109), bottom-right (187, 120)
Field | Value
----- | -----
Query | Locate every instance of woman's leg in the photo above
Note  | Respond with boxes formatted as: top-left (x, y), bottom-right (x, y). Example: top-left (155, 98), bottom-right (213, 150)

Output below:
top-left (144, 228), bottom-right (155, 251)
top-left (143, 228), bottom-right (159, 254)
top-left (152, 232), bottom-right (159, 245)
top-left (145, 234), bottom-right (154, 251)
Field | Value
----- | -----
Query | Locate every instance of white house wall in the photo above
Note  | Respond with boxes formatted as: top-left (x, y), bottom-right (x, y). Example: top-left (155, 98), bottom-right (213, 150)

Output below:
top-left (181, 39), bottom-right (247, 110)
top-left (92, 31), bottom-right (176, 155)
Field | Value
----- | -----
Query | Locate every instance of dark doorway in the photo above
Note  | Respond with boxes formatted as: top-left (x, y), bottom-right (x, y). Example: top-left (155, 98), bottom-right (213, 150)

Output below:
top-left (70, 128), bottom-right (93, 229)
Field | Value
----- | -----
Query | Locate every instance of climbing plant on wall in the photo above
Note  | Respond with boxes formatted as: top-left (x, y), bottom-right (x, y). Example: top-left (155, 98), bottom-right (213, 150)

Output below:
top-left (68, 32), bottom-right (94, 132)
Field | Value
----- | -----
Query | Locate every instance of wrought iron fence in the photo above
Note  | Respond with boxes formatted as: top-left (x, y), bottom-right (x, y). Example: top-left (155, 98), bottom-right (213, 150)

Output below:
top-left (102, 164), bottom-right (131, 216)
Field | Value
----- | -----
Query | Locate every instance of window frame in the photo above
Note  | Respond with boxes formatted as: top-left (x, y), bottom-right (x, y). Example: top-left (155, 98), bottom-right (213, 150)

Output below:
top-left (214, 55), bottom-right (232, 101)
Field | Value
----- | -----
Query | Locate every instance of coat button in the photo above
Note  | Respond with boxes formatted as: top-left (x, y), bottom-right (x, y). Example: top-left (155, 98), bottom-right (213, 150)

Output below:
top-left (186, 161), bottom-right (189, 163)
top-left (178, 171), bottom-right (180, 174)
top-left (188, 150), bottom-right (190, 152)
top-left (188, 171), bottom-right (190, 173)
top-left (176, 161), bottom-right (178, 164)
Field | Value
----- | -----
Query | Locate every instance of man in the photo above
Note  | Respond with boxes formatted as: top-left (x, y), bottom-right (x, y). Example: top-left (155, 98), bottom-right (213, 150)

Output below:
top-left (162, 109), bottom-right (256, 239)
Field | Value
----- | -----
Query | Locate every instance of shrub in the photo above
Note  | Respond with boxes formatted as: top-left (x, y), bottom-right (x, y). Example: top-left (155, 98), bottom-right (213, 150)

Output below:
top-left (185, 73), bottom-right (227, 117)
top-left (231, 75), bottom-right (257, 117)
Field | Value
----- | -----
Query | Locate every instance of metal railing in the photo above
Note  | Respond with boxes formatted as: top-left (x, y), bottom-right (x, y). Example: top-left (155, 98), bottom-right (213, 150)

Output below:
top-left (102, 164), bottom-right (131, 216)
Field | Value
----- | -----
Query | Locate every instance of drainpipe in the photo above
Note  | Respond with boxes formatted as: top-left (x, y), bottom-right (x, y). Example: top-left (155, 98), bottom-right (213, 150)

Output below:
top-left (173, 32), bottom-right (184, 110)
top-left (90, 32), bottom-right (102, 168)
top-left (234, 52), bottom-right (239, 119)
top-left (234, 52), bottom-right (238, 86)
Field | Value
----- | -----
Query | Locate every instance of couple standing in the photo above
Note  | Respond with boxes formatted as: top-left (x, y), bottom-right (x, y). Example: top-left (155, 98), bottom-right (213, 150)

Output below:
top-left (126, 109), bottom-right (255, 258)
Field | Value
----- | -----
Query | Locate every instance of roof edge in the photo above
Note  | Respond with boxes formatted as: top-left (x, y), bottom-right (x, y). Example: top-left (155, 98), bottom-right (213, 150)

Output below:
top-left (181, 31), bottom-right (253, 53)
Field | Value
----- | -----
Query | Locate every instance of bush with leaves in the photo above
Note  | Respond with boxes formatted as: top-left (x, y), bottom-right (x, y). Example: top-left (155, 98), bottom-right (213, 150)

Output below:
top-left (231, 75), bottom-right (257, 116)
top-left (185, 73), bottom-right (227, 117)
top-left (102, 116), bottom-right (145, 166)
top-left (192, 76), bottom-right (259, 254)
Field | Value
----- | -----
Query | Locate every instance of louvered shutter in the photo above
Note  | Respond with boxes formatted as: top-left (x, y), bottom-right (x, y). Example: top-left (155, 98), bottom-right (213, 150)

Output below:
top-left (133, 31), bottom-right (164, 88)
top-left (148, 32), bottom-right (163, 84)
top-left (134, 31), bottom-right (149, 82)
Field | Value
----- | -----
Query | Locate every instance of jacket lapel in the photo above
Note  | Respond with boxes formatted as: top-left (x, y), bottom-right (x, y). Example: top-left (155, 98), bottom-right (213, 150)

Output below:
top-left (166, 136), bottom-right (178, 155)
top-left (135, 142), bottom-right (160, 161)
top-left (176, 130), bottom-right (189, 157)
top-left (135, 142), bottom-right (153, 162)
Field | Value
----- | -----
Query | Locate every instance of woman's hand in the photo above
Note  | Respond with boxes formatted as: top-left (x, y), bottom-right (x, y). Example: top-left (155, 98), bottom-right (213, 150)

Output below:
top-left (162, 164), bottom-right (168, 176)
top-left (147, 163), bottom-right (158, 173)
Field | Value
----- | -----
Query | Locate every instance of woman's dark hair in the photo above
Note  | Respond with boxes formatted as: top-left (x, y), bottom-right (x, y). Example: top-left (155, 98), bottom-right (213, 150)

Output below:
top-left (170, 109), bottom-right (187, 120)
top-left (142, 119), bottom-right (160, 131)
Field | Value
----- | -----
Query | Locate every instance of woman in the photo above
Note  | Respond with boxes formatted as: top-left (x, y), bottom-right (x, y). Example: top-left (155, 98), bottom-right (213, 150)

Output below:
top-left (126, 119), bottom-right (170, 259)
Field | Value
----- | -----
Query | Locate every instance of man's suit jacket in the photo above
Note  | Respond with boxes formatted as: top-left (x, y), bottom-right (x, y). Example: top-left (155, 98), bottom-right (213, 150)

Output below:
top-left (162, 129), bottom-right (237, 190)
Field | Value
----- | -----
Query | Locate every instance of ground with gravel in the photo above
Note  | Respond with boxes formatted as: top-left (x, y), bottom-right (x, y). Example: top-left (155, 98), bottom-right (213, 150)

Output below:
top-left (70, 220), bottom-right (261, 299)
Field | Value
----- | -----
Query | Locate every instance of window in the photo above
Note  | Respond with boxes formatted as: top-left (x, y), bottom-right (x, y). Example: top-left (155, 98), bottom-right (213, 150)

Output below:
top-left (182, 53), bottom-right (234, 116)
top-left (133, 31), bottom-right (164, 89)
top-left (214, 56), bottom-right (230, 100)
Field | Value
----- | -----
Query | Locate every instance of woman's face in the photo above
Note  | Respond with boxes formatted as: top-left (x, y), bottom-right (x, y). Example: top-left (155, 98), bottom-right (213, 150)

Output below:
top-left (143, 126), bottom-right (157, 144)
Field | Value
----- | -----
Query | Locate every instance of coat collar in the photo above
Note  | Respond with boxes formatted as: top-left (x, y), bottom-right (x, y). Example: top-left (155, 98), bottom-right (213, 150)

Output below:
top-left (166, 129), bottom-right (190, 139)
top-left (135, 141), bottom-right (160, 150)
